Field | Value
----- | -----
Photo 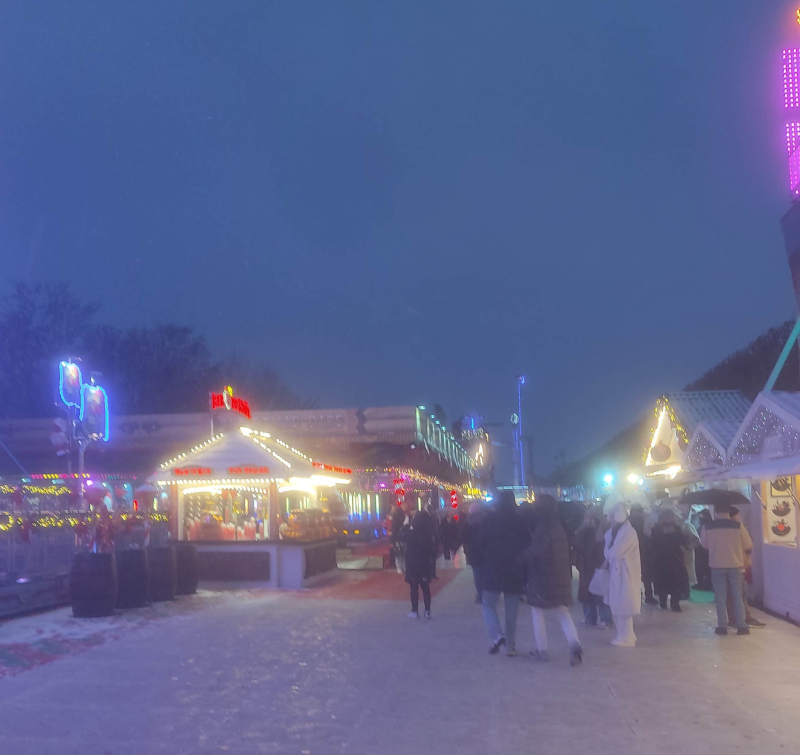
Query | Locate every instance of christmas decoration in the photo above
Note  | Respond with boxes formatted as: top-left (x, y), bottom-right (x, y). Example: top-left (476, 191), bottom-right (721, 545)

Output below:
top-left (772, 519), bottom-right (793, 537)
top-left (772, 501), bottom-right (792, 517)
top-left (729, 407), bottom-right (800, 467)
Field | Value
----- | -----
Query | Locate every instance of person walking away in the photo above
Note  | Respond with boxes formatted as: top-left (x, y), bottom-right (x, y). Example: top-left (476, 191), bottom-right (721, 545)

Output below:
top-left (574, 507), bottom-right (613, 628)
top-left (650, 508), bottom-right (690, 612)
top-left (424, 502), bottom-right (440, 578)
top-left (463, 503), bottom-right (485, 604)
top-left (700, 505), bottom-right (753, 636)
top-left (694, 509), bottom-right (714, 591)
top-left (678, 505), bottom-right (701, 599)
top-left (629, 504), bottom-right (657, 606)
top-left (479, 490), bottom-right (530, 656)
top-left (605, 504), bottom-right (642, 647)
top-left (524, 495), bottom-right (583, 665)
top-left (727, 507), bottom-right (765, 628)
top-left (440, 513), bottom-right (453, 560)
top-left (400, 511), bottom-right (437, 619)
top-left (390, 506), bottom-right (407, 574)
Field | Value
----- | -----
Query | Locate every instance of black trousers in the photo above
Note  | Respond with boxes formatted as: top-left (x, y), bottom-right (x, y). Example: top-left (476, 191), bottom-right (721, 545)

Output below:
top-left (410, 580), bottom-right (432, 613)
top-left (658, 593), bottom-right (680, 610)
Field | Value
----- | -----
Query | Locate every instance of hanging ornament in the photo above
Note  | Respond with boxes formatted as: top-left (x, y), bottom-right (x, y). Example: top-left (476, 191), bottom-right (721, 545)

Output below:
top-left (772, 519), bottom-right (792, 537)
top-left (772, 501), bottom-right (792, 517)
top-left (650, 441), bottom-right (671, 463)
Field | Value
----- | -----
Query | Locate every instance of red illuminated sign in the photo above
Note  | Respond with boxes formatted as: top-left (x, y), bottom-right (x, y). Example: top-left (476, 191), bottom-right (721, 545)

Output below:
top-left (312, 462), bottom-right (353, 475)
top-left (210, 386), bottom-right (252, 420)
top-left (172, 467), bottom-right (212, 476)
top-left (227, 466), bottom-right (270, 475)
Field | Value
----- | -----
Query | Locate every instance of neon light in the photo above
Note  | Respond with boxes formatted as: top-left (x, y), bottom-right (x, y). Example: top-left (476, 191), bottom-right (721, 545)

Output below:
top-left (312, 461), bottom-right (353, 475)
top-left (79, 384), bottom-right (110, 442)
top-left (227, 465), bottom-right (270, 475)
top-left (172, 466), bottom-right (212, 476)
top-left (211, 386), bottom-right (251, 419)
top-left (58, 361), bottom-right (82, 408)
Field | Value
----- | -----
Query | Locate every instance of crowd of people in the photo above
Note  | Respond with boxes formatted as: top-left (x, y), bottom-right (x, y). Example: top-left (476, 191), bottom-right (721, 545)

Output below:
top-left (389, 488), bottom-right (764, 659)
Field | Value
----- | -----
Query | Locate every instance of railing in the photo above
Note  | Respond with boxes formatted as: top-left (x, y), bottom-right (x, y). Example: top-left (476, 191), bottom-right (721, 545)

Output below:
top-left (0, 521), bottom-right (171, 585)
top-left (0, 530), bottom-right (80, 585)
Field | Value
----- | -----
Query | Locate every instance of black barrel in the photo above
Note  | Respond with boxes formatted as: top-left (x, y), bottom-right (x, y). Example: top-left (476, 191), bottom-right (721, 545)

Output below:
top-left (70, 551), bottom-right (118, 618)
top-left (116, 549), bottom-right (150, 608)
top-left (148, 545), bottom-right (177, 602)
top-left (174, 542), bottom-right (199, 595)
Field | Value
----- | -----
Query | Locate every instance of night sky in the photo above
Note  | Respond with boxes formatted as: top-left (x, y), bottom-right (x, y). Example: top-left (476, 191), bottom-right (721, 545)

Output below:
top-left (1, 2), bottom-right (797, 476)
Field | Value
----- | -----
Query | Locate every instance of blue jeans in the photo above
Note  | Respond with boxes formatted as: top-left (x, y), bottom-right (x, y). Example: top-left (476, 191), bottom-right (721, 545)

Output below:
top-left (472, 566), bottom-right (483, 601)
top-left (711, 568), bottom-right (746, 629)
top-left (482, 590), bottom-right (521, 648)
top-left (582, 596), bottom-right (612, 626)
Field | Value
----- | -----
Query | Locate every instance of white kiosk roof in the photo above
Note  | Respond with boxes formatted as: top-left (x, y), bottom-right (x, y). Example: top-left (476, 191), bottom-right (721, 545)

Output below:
top-left (149, 426), bottom-right (352, 488)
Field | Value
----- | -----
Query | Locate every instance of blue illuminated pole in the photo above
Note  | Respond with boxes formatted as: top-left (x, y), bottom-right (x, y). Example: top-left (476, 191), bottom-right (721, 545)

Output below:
top-left (516, 375), bottom-right (526, 487)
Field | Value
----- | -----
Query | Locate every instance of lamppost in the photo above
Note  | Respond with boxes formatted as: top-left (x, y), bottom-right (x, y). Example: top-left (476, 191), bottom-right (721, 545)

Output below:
top-left (515, 375), bottom-right (526, 487)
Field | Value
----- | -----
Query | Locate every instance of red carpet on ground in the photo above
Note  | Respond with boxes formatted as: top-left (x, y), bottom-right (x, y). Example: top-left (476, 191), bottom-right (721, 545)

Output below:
top-left (291, 569), bottom-right (460, 601)
top-left (348, 539), bottom-right (392, 559)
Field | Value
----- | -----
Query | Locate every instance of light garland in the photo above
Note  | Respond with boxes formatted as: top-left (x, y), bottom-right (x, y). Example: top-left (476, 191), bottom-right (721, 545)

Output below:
top-left (159, 433), bottom-right (226, 470)
top-left (355, 467), bottom-right (476, 495)
top-left (155, 477), bottom-right (284, 485)
top-left (684, 432), bottom-right (724, 471)
top-left (729, 407), bottom-right (800, 467)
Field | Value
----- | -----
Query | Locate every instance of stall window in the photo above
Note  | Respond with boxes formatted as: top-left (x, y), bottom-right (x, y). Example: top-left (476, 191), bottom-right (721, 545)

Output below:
top-left (763, 478), bottom-right (798, 547)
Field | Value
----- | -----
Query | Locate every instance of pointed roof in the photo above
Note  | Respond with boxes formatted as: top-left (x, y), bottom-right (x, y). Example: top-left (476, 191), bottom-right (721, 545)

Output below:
top-left (149, 427), bottom-right (352, 485)
top-left (645, 391), bottom-right (751, 468)
top-left (659, 391), bottom-right (751, 441)
top-left (727, 391), bottom-right (800, 467)
top-left (684, 420), bottom-right (736, 471)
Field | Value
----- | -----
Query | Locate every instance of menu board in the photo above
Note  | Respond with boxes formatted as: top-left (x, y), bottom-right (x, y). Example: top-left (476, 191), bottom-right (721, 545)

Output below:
top-left (764, 477), bottom-right (798, 547)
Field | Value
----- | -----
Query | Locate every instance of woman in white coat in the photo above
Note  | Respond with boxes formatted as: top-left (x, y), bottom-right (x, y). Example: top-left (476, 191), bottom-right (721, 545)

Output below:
top-left (605, 504), bottom-right (642, 647)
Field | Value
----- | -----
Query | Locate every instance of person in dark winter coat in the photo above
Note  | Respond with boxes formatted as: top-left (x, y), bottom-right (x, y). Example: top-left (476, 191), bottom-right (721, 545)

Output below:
top-left (463, 503), bottom-right (485, 604)
top-left (478, 490), bottom-right (530, 656)
top-left (399, 511), bottom-right (437, 618)
top-left (629, 504), bottom-right (657, 606)
top-left (574, 507), bottom-right (613, 627)
top-left (523, 495), bottom-right (582, 665)
top-left (650, 508), bottom-right (690, 612)
top-left (439, 514), bottom-right (454, 560)
top-left (694, 509), bottom-right (713, 591)
top-left (390, 506), bottom-right (407, 574)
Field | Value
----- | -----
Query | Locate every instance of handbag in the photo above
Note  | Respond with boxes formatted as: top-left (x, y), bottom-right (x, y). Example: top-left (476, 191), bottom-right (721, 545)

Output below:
top-left (589, 563), bottom-right (610, 598)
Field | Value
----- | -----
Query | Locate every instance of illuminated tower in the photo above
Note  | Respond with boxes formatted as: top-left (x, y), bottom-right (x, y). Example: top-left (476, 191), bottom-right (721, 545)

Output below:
top-left (784, 44), bottom-right (800, 198)
top-left (781, 11), bottom-right (800, 307)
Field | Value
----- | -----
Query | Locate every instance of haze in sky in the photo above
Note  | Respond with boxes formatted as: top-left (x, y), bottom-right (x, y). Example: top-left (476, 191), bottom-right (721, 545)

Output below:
top-left (0, 1), bottom-right (797, 476)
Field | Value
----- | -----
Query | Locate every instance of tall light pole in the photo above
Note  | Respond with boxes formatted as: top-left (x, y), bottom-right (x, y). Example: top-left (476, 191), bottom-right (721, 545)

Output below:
top-left (516, 375), bottom-right (526, 487)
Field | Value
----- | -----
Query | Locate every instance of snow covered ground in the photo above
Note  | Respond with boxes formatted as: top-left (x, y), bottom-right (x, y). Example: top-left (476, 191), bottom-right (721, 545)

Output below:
top-left (0, 562), bottom-right (797, 755)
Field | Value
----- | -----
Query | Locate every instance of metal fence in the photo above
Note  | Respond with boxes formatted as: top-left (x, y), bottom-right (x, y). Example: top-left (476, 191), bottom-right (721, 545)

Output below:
top-left (0, 530), bottom-right (79, 585)
top-left (0, 522), bottom-right (172, 585)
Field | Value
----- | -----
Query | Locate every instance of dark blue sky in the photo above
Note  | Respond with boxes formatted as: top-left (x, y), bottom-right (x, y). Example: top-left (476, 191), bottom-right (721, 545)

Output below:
top-left (1, 2), bottom-right (797, 476)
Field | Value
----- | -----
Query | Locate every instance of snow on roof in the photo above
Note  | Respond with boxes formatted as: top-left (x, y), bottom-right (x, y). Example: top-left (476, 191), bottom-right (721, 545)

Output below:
top-left (764, 391), bottom-right (800, 420)
top-left (661, 391), bottom-right (751, 439)
top-left (697, 419), bottom-right (741, 450)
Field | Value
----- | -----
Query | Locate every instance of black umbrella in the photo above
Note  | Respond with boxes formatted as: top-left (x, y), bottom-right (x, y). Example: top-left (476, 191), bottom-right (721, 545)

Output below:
top-left (680, 489), bottom-right (750, 509)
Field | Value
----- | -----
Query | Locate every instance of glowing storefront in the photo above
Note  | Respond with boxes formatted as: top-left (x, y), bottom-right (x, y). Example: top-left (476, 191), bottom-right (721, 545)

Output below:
top-left (150, 426), bottom-right (351, 543)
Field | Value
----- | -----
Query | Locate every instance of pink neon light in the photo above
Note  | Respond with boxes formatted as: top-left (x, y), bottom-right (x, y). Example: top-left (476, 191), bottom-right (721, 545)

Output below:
top-left (784, 49), bottom-right (800, 109)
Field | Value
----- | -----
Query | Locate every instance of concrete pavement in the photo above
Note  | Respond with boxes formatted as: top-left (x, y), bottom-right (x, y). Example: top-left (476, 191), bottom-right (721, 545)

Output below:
top-left (0, 560), bottom-right (798, 755)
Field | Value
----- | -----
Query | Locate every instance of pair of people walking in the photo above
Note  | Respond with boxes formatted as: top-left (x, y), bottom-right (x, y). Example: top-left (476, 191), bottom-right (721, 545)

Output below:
top-left (477, 491), bottom-right (582, 664)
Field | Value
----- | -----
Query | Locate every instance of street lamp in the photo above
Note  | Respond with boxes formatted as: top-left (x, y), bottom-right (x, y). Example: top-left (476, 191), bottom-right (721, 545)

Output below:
top-left (515, 375), bottom-right (526, 487)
